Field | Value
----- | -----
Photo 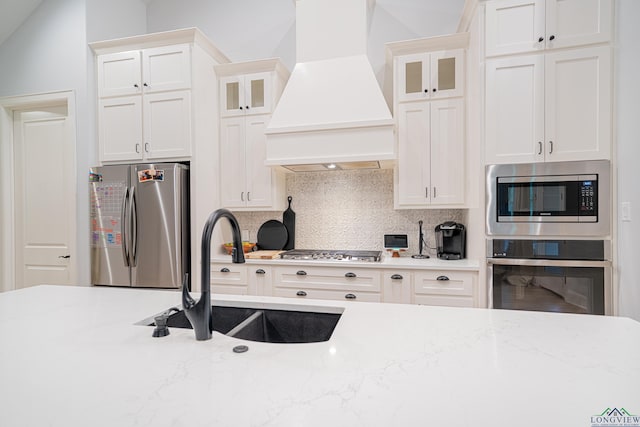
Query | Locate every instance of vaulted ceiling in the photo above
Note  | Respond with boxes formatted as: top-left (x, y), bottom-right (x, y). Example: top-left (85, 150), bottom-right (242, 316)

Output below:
top-left (0, 0), bottom-right (44, 46)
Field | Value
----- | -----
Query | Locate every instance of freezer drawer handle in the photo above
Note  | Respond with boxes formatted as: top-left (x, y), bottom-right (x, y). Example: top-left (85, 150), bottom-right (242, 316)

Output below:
top-left (345, 293), bottom-right (357, 300)
top-left (255, 269), bottom-right (266, 275)
top-left (296, 270), bottom-right (307, 276)
top-left (220, 268), bottom-right (230, 273)
top-left (436, 275), bottom-right (450, 281)
top-left (296, 290), bottom-right (307, 297)
top-left (390, 274), bottom-right (403, 280)
top-left (345, 272), bottom-right (357, 278)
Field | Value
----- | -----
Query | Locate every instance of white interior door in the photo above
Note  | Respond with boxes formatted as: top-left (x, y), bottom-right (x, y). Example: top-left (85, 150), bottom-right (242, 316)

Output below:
top-left (13, 105), bottom-right (76, 288)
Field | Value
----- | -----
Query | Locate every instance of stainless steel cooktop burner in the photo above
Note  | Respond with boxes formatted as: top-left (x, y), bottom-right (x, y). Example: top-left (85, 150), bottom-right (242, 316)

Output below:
top-left (280, 250), bottom-right (382, 262)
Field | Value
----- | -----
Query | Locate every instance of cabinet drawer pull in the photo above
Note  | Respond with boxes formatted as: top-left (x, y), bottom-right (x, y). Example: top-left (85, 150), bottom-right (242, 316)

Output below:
top-left (549, 140), bottom-right (553, 154)
top-left (549, 35), bottom-right (555, 41)
top-left (135, 143), bottom-right (141, 153)
top-left (345, 293), bottom-right (357, 300)
top-left (296, 270), bottom-right (307, 276)
top-left (345, 272), bottom-right (356, 278)
top-left (144, 142), bottom-right (150, 153)
top-left (220, 267), bottom-right (230, 273)
top-left (255, 269), bottom-right (265, 275)
top-left (133, 84), bottom-right (139, 88)
top-left (538, 141), bottom-right (542, 155)
top-left (296, 290), bottom-right (307, 297)
top-left (436, 275), bottom-right (450, 281)
top-left (390, 274), bottom-right (403, 280)
top-left (241, 192), bottom-right (244, 201)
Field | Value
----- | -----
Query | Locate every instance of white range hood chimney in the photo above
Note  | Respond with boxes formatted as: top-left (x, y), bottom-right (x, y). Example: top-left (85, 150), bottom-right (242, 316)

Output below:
top-left (265, 0), bottom-right (395, 171)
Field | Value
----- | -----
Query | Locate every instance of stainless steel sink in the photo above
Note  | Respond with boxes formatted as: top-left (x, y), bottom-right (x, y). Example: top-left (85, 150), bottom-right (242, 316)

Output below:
top-left (144, 305), bottom-right (342, 343)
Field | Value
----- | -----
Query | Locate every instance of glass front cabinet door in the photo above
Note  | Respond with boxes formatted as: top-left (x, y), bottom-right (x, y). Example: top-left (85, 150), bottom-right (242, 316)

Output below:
top-left (221, 72), bottom-right (272, 117)
top-left (396, 49), bottom-right (464, 102)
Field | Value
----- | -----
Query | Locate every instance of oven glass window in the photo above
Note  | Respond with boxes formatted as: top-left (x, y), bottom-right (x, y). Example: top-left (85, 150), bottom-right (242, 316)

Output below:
top-left (492, 265), bottom-right (605, 315)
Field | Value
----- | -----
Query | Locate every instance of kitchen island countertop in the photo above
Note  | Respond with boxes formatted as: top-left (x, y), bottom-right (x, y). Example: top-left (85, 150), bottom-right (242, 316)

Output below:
top-left (1, 285), bottom-right (638, 426)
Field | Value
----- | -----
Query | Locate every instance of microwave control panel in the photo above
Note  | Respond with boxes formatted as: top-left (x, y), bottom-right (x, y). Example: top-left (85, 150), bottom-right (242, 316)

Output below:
top-left (579, 181), bottom-right (597, 216)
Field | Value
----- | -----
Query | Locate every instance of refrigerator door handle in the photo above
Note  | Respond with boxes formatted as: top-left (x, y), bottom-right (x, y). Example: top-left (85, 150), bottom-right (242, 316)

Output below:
top-left (121, 187), bottom-right (130, 267)
top-left (130, 186), bottom-right (138, 267)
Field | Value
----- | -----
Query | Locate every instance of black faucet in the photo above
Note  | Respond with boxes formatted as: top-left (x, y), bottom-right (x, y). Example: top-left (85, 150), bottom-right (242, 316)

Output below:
top-left (182, 208), bottom-right (245, 340)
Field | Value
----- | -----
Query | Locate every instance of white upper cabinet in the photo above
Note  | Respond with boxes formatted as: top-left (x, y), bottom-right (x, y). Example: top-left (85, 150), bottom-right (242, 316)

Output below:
top-left (216, 59), bottom-right (289, 211)
top-left (95, 43), bottom-right (194, 162)
top-left (97, 44), bottom-right (191, 98)
top-left (396, 49), bottom-right (464, 102)
top-left (485, 46), bottom-right (611, 163)
top-left (485, 0), bottom-right (613, 57)
top-left (395, 98), bottom-right (465, 207)
top-left (220, 72), bottom-right (273, 117)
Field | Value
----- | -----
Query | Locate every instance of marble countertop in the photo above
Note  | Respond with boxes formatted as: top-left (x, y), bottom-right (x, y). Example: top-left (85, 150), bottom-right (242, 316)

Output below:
top-left (1, 285), bottom-right (638, 427)
top-left (211, 253), bottom-right (480, 271)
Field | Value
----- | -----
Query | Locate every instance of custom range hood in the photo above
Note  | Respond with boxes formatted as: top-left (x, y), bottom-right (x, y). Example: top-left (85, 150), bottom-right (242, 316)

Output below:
top-left (265, 0), bottom-right (395, 172)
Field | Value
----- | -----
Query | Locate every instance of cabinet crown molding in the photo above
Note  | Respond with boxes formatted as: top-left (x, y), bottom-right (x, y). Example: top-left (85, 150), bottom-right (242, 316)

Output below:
top-left (89, 27), bottom-right (230, 64)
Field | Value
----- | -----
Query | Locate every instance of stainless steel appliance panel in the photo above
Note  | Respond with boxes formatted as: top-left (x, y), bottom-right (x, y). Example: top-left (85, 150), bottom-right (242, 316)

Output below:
top-left (487, 239), bottom-right (612, 315)
top-left (486, 160), bottom-right (610, 237)
top-left (90, 164), bottom-right (132, 286)
top-left (130, 163), bottom-right (189, 288)
top-left (90, 163), bottom-right (189, 289)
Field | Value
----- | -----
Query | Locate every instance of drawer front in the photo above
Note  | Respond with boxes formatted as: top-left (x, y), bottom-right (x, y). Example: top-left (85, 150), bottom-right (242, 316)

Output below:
top-left (382, 270), bottom-right (412, 304)
top-left (273, 266), bottom-right (381, 292)
top-left (211, 284), bottom-right (250, 295)
top-left (413, 294), bottom-right (474, 308)
top-left (273, 287), bottom-right (381, 303)
top-left (210, 264), bottom-right (248, 286)
top-left (413, 271), bottom-right (474, 297)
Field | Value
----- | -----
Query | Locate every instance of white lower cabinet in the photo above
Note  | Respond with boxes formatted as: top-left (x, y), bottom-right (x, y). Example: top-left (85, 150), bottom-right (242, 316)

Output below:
top-left (272, 266), bottom-right (382, 303)
top-left (413, 270), bottom-right (476, 307)
top-left (210, 262), bottom-right (478, 307)
top-left (210, 263), bottom-right (249, 295)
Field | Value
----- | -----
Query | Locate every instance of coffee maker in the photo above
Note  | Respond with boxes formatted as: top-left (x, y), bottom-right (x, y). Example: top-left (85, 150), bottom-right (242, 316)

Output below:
top-left (434, 222), bottom-right (466, 260)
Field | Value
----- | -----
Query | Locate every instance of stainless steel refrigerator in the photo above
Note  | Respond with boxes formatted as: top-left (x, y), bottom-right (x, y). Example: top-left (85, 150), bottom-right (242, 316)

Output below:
top-left (89, 163), bottom-right (189, 289)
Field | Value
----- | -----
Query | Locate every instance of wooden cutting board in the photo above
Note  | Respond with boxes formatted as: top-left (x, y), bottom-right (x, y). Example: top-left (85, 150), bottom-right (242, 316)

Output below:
top-left (245, 250), bottom-right (284, 260)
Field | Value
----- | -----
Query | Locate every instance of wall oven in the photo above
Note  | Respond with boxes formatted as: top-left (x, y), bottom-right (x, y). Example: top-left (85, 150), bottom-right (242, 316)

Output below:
top-left (487, 239), bottom-right (612, 315)
top-left (486, 160), bottom-right (610, 237)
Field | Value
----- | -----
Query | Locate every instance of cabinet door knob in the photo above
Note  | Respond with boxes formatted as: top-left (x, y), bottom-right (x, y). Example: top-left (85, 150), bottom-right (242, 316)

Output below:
top-left (143, 83), bottom-right (149, 87)
top-left (296, 270), bottom-right (307, 276)
top-left (246, 105), bottom-right (250, 109)
top-left (436, 275), bottom-right (450, 281)
top-left (220, 267), bottom-right (230, 273)
top-left (345, 272), bottom-right (357, 278)
top-left (538, 36), bottom-right (544, 43)
top-left (133, 84), bottom-right (139, 88)
top-left (256, 269), bottom-right (266, 275)
top-left (239, 106), bottom-right (243, 110)
top-left (432, 88), bottom-right (437, 92)
top-left (296, 290), bottom-right (307, 297)
top-left (390, 274), bottom-right (403, 280)
top-left (345, 293), bottom-right (357, 300)
top-left (549, 35), bottom-right (555, 41)
top-left (424, 89), bottom-right (428, 93)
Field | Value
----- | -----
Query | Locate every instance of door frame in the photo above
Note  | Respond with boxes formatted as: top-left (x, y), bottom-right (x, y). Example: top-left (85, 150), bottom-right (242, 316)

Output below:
top-left (0, 90), bottom-right (77, 292)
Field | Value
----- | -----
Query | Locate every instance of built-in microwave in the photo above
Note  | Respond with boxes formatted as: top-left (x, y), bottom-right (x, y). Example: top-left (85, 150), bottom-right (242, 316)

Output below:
top-left (486, 160), bottom-right (610, 237)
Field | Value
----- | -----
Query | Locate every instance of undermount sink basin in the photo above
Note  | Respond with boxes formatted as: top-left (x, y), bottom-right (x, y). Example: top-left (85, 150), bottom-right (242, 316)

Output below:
top-left (145, 305), bottom-right (342, 344)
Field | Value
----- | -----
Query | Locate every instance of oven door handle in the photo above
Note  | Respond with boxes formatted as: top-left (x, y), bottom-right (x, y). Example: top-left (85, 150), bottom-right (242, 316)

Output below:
top-left (487, 258), bottom-right (611, 268)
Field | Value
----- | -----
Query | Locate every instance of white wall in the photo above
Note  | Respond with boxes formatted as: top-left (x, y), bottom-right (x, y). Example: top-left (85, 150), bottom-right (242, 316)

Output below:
top-left (615, 0), bottom-right (640, 321)
top-left (0, 0), bottom-right (147, 289)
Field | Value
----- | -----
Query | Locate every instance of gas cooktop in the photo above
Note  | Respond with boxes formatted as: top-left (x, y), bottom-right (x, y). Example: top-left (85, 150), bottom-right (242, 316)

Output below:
top-left (280, 250), bottom-right (382, 262)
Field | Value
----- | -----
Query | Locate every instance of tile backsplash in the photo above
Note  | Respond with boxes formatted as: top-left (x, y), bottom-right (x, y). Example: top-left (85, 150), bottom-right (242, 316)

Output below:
top-left (233, 169), bottom-right (466, 257)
